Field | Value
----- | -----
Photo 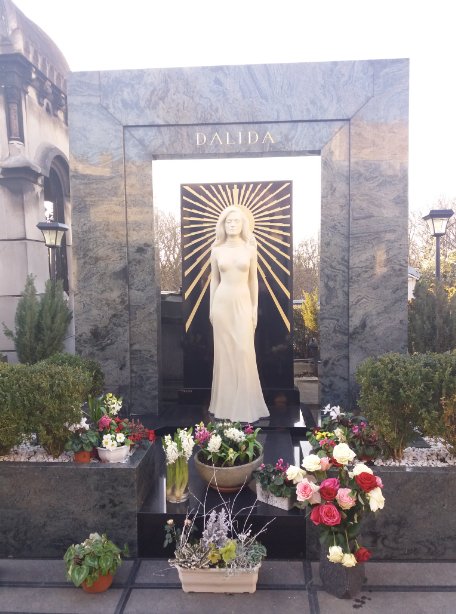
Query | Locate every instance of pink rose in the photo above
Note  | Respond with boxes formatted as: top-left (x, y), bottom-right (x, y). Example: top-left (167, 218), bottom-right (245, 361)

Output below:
top-left (319, 478), bottom-right (340, 501)
top-left (336, 487), bottom-right (357, 510)
top-left (320, 457), bottom-right (331, 471)
top-left (376, 476), bottom-right (384, 488)
top-left (310, 505), bottom-right (322, 525)
top-left (319, 503), bottom-right (342, 526)
top-left (296, 479), bottom-right (321, 505)
top-left (98, 415), bottom-right (112, 430)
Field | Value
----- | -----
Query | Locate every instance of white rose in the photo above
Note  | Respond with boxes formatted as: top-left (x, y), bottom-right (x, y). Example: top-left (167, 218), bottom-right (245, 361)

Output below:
top-left (341, 553), bottom-right (357, 567)
top-left (327, 546), bottom-right (344, 563)
top-left (351, 463), bottom-right (373, 476)
top-left (207, 434), bottom-right (222, 454)
top-left (367, 487), bottom-right (385, 512)
top-left (302, 454), bottom-right (323, 472)
top-left (286, 465), bottom-right (306, 484)
top-left (332, 443), bottom-right (356, 465)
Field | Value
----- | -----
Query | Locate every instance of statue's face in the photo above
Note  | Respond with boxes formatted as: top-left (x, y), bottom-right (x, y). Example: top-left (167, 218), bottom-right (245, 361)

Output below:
top-left (225, 211), bottom-right (243, 236)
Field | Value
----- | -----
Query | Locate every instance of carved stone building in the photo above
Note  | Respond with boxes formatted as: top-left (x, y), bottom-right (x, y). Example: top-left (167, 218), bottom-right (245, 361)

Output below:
top-left (0, 0), bottom-right (73, 361)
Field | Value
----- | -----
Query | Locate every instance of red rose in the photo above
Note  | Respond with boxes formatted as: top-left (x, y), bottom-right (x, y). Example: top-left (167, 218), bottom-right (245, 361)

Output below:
top-left (355, 472), bottom-right (378, 492)
top-left (355, 547), bottom-right (372, 562)
top-left (319, 478), bottom-right (340, 501)
top-left (310, 505), bottom-right (322, 525)
top-left (319, 503), bottom-right (342, 526)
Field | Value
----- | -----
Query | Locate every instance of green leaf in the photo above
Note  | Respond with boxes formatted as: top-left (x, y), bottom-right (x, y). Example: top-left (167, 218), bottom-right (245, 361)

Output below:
top-left (71, 565), bottom-right (89, 587)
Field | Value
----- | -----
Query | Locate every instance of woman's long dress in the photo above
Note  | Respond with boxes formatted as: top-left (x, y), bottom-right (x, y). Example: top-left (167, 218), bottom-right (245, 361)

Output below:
top-left (208, 244), bottom-right (269, 423)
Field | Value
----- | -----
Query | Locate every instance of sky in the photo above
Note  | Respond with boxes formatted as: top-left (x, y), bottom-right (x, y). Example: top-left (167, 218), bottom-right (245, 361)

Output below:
top-left (11, 0), bottom-right (456, 242)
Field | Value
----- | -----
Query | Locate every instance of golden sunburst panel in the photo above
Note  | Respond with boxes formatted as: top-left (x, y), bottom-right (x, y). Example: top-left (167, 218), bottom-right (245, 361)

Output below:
top-left (181, 182), bottom-right (292, 332)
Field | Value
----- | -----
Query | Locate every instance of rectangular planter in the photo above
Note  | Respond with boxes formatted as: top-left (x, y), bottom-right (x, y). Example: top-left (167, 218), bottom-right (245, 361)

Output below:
top-left (256, 484), bottom-right (294, 511)
top-left (306, 466), bottom-right (456, 560)
top-left (0, 443), bottom-right (158, 558)
top-left (176, 565), bottom-right (260, 593)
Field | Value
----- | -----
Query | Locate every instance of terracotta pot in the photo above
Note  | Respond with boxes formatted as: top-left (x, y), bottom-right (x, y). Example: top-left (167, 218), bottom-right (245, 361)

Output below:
top-left (194, 448), bottom-right (263, 492)
top-left (73, 450), bottom-right (91, 464)
top-left (176, 564), bottom-right (260, 593)
top-left (319, 550), bottom-right (365, 598)
top-left (82, 572), bottom-right (113, 593)
top-left (96, 445), bottom-right (130, 463)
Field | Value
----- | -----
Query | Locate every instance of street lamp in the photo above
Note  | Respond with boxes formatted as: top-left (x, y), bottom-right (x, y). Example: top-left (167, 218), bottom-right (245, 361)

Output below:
top-left (37, 205), bottom-right (68, 281)
top-left (422, 209), bottom-right (454, 280)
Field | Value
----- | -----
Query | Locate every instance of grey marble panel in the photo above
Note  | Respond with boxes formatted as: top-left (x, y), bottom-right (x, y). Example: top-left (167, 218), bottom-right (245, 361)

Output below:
top-left (96, 60), bottom-right (374, 126)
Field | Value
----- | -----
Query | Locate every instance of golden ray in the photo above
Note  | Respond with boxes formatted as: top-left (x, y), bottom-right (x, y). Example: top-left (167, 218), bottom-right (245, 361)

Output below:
top-left (254, 227), bottom-right (290, 248)
top-left (253, 197), bottom-right (291, 217)
top-left (255, 221), bottom-right (291, 229)
top-left (249, 182), bottom-right (290, 214)
top-left (198, 185), bottom-right (225, 212)
top-left (184, 259), bottom-right (211, 300)
top-left (255, 234), bottom-right (290, 261)
top-left (184, 246), bottom-right (212, 277)
top-left (208, 185), bottom-right (228, 211)
top-left (183, 215), bottom-right (220, 223)
top-left (255, 203), bottom-right (291, 219)
top-left (185, 274), bottom-right (211, 332)
top-left (258, 263), bottom-right (290, 332)
top-left (246, 183), bottom-right (273, 211)
top-left (255, 224), bottom-right (291, 237)
top-left (257, 251), bottom-right (290, 298)
top-left (182, 185), bottom-right (222, 214)
top-left (183, 222), bottom-right (215, 232)
top-left (243, 183), bottom-right (263, 209)
top-left (184, 229), bottom-right (216, 248)
top-left (184, 235), bottom-right (215, 261)
top-left (182, 201), bottom-right (220, 218)
top-left (216, 184), bottom-right (232, 208)
top-left (257, 241), bottom-right (290, 275)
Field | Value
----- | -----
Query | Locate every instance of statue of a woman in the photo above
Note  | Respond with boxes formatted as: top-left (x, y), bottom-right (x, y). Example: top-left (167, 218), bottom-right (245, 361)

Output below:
top-left (208, 205), bottom-right (269, 422)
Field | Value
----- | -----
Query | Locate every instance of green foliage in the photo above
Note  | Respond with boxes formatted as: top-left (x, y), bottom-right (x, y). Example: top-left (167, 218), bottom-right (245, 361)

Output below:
top-left (63, 532), bottom-right (128, 588)
top-left (65, 428), bottom-right (99, 453)
top-left (409, 276), bottom-right (456, 353)
top-left (3, 276), bottom-right (72, 364)
top-left (356, 352), bottom-right (456, 459)
top-left (0, 363), bottom-right (27, 454)
top-left (252, 461), bottom-right (295, 498)
top-left (0, 362), bottom-right (91, 457)
top-left (41, 353), bottom-right (105, 397)
top-left (302, 288), bottom-right (319, 339)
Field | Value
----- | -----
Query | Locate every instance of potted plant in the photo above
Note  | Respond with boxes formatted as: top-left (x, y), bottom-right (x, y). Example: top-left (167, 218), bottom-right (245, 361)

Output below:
top-left (97, 413), bottom-right (133, 463)
top-left (252, 458), bottom-right (296, 510)
top-left (162, 428), bottom-right (195, 503)
top-left (65, 417), bottom-right (99, 463)
top-left (164, 496), bottom-right (271, 593)
top-left (193, 421), bottom-right (263, 492)
top-left (63, 532), bottom-right (128, 593)
top-left (307, 405), bottom-right (382, 463)
top-left (289, 442), bottom-right (385, 598)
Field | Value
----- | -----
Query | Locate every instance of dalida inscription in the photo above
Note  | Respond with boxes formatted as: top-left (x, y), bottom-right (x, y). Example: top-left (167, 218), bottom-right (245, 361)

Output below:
top-left (196, 130), bottom-right (275, 146)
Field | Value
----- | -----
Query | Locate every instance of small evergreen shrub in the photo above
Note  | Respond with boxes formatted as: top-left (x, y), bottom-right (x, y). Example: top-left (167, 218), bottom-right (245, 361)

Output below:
top-left (0, 364), bottom-right (27, 455)
top-left (0, 362), bottom-right (91, 458)
top-left (41, 353), bottom-right (105, 397)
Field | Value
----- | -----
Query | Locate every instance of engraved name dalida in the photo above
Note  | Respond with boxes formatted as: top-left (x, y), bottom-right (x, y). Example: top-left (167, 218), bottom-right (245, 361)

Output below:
top-left (196, 130), bottom-right (275, 146)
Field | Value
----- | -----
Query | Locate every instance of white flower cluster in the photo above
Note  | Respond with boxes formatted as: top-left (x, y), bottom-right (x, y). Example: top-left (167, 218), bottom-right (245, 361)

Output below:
top-left (101, 433), bottom-right (125, 450)
top-left (223, 427), bottom-right (245, 443)
top-left (68, 417), bottom-right (90, 432)
top-left (179, 429), bottom-right (195, 461)
top-left (322, 404), bottom-right (344, 420)
top-left (327, 546), bottom-right (357, 567)
top-left (104, 393), bottom-right (122, 416)
top-left (207, 434), bottom-right (222, 453)
top-left (163, 435), bottom-right (179, 464)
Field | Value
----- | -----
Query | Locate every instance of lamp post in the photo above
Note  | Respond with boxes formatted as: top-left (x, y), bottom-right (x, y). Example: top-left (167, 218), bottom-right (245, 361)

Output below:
top-left (37, 207), bottom-right (69, 281)
top-left (422, 209), bottom-right (454, 280)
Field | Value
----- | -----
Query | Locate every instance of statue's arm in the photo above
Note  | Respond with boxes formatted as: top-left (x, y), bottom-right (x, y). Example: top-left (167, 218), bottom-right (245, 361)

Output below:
top-left (248, 246), bottom-right (259, 329)
top-left (209, 248), bottom-right (219, 325)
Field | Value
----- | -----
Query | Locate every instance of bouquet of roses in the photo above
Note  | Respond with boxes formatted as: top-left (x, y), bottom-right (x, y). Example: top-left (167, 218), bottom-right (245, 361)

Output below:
top-left (194, 421), bottom-right (261, 467)
top-left (307, 405), bottom-right (382, 463)
top-left (288, 441), bottom-right (385, 566)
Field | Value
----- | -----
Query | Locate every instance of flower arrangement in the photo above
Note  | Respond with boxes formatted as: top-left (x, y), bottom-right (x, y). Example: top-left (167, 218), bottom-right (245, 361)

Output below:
top-left (162, 428), bottom-right (195, 502)
top-left (64, 532), bottom-right (128, 589)
top-left (252, 458), bottom-right (295, 499)
top-left (194, 421), bottom-right (262, 467)
top-left (64, 417), bottom-right (99, 453)
top-left (163, 497), bottom-right (270, 572)
top-left (98, 414), bottom-right (133, 450)
top-left (307, 405), bottom-right (382, 463)
top-left (288, 442), bottom-right (385, 566)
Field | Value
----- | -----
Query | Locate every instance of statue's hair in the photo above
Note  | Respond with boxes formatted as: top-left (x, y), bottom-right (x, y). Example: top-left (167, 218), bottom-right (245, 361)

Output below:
top-left (213, 206), bottom-right (252, 246)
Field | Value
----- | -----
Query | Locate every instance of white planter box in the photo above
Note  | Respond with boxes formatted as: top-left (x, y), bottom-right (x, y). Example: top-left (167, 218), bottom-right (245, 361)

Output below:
top-left (256, 484), bottom-right (294, 510)
top-left (176, 565), bottom-right (260, 593)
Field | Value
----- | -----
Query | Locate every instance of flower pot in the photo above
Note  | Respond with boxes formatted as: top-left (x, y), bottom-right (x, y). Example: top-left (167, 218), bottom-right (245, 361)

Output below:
top-left (73, 450), bottom-right (91, 464)
top-left (82, 572), bottom-right (113, 593)
top-left (256, 484), bottom-right (294, 510)
top-left (176, 565), bottom-right (260, 593)
top-left (96, 445), bottom-right (130, 463)
top-left (319, 550), bottom-right (365, 598)
top-left (194, 449), bottom-right (264, 492)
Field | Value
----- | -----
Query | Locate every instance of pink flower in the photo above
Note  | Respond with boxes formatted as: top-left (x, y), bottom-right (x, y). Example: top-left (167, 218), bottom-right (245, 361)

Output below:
top-left (296, 479), bottom-right (321, 505)
top-left (194, 424), bottom-right (211, 444)
top-left (319, 457), bottom-right (331, 471)
top-left (319, 503), bottom-right (342, 526)
top-left (376, 476), bottom-right (384, 488)
top-left (310, 505), bottom-right (322, 525)
top-left (244, 424), bottom-right (254, 434)
top-left (98, 415), bottom-right (112, 430)
top-left (319, 478), bottom-right (340, 501)
top-left (336, 487), bottom-right (357, 510)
